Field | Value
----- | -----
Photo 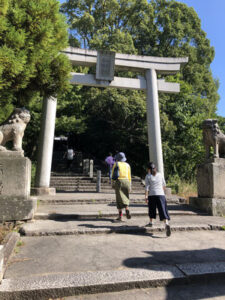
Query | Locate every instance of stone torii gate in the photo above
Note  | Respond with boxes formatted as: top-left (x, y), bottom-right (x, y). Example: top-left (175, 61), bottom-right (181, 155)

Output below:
top-left (34, 47), bottom-right (188, 195)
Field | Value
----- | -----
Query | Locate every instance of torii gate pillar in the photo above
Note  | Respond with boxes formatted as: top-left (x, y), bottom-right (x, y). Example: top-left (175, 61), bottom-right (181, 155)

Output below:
top-left (32, 96), bottom-right (57, 195)
top-left (146, 69), bottom-right (164, 177)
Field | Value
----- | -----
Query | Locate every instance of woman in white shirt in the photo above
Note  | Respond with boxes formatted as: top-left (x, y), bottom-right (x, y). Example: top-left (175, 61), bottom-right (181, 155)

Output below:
top-left (145, 162), bottom-right (171, 236)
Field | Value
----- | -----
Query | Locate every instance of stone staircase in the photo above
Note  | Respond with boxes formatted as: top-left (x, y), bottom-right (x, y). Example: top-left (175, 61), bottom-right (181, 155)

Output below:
top-left (50, 173), bottom-right (145, 193)
top-left (1, 192), bottom-right (225, 299)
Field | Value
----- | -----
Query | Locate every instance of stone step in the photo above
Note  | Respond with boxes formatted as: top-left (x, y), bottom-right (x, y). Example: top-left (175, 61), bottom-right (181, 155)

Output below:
top-left (32, 193), bottom-right (185, 205)
top-left (51, 176), bottom-right (143, 183)
top-left (38, 198), bottom-right (182, 205)
top-left (52, 188), bottom-right (144, 193)
top-left (51, 187), bottom-right (143, 191)
top-left (21, 213), bottom-right (219, 236)
top-left (1, 262), bottom-right (225, 300)
top-left (53, 191), bottom-right (144, 195)
top-left (34, 209), bottom-right (200, 221)
top-left (50, 182), bottom-right (143, 187)
top-left (2, 229), bottom-right (225, 299)
top-left (35, 203), bottom-right (191, 214)
top-left (39, 197), bottom-right (185, 206)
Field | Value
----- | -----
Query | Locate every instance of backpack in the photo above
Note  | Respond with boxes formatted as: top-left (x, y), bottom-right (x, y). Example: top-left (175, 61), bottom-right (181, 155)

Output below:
top-left (112, 162), bottom-right (120, 180)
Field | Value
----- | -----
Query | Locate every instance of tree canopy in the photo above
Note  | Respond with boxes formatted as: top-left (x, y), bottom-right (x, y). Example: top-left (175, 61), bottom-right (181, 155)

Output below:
top-left (59, 0), bottom-right (220, 179)
top-left (0, 0), bottom-right (71, 117)
top-left (1, 0), bottom-right (221, 180)
top-left (0, 0), bottom-right (72, 158)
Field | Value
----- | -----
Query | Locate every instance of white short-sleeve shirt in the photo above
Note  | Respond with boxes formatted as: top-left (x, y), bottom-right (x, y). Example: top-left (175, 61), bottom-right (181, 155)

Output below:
top-left (67, 149), bottom-right (74, 160)
top-left (145, 172), bottom-right (166, 196)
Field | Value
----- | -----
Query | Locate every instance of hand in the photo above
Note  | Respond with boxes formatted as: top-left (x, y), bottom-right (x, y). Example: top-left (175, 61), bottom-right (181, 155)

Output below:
top-left (145, 197), bottom-right (148, 203)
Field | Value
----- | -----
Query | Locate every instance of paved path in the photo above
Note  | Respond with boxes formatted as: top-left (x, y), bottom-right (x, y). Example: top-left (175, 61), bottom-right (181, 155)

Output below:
top-left (4, 231), bottom-right (225, 278)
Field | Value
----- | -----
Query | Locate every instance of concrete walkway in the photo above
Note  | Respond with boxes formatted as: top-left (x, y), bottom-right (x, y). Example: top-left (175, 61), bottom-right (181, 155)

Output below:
top-left (0, 192), bottom-right (225, 299)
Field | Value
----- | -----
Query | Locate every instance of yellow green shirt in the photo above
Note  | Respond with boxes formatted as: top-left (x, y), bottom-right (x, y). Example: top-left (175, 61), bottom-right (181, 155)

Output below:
top-left (112, 162), bottom-right (131, 182)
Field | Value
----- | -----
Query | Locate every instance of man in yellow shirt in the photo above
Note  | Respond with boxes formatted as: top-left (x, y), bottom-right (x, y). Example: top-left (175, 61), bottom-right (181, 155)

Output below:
top-left (112, 152), bottom-right (131, 222)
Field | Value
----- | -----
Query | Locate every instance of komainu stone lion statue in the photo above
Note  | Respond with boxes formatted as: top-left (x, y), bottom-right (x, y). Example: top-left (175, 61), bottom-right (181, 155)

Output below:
top-left (202, 119), bottom-right (225, 158)
top-left (0, 108), bottom-right (30, 152)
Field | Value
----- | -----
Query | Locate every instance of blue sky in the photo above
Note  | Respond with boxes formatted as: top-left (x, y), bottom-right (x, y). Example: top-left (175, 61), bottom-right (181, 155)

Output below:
top-left (60, 0), bottom-right (225, 117)
top-left (177, 0), bottom-right (225, 117)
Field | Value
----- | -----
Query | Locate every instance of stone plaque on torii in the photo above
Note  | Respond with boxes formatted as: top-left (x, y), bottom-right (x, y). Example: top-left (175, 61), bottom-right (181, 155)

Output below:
top-left (34, 47), bottom-right (188, 195)
top-left (96, 50), bottom-right (115, 81)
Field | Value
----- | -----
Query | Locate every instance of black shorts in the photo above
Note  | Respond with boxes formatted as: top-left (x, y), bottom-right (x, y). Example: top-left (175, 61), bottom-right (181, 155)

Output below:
top-left (148, 195), bottom-right (170, 221)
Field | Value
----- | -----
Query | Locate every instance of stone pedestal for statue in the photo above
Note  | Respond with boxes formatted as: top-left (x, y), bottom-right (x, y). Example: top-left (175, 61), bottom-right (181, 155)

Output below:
top-left (0, 152), bottom-right (37, 222)
top-left (189, 158), bottom-right (225, 216)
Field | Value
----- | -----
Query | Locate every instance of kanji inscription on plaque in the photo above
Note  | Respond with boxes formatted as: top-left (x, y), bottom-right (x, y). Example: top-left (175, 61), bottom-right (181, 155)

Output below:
top-left (96, 51), bottom-right (115, 81)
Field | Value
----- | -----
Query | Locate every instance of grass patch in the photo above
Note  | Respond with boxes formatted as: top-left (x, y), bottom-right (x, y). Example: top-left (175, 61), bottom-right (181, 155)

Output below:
top-left (14, 239), bottom-right (25, 254)
top-left (31, 162), bottom-right (36, 187)
top-left (168, 177), bottom-right (197, 202)
top-left (0, 222), bottom-right (15, 245)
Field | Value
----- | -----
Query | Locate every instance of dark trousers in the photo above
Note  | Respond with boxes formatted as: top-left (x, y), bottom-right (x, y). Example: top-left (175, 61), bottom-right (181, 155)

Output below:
top-left (67, 159), bottom-right (73, 169)
top-left (148, 195), bottom-right (170, 221)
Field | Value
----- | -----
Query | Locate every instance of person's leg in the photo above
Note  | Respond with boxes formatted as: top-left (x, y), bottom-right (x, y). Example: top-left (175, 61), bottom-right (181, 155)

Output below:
top-left (157, 196), bottom-right (171, 236)
top-left (125, 205), bottom-right (131, 219)
top-left (117, 209), bottom-right (123, 220)
top-left (120, 180), bottom-right (131, 219)
top-left (67, 159), bottom-right (72, 170)
top-left (114, 181), bottom-right (123, 222)
top-left (67, 159), bottom-right (70, 169)
top-left (109, 166), bottom-right (112, 183)
top-left (164, 219), bottom-right (171, 236)
top-left (147, 196), bottom-right (156, 226)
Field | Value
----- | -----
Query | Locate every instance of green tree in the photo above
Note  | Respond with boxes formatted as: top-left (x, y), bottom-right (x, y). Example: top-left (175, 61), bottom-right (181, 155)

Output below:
top-left (0, 0), bottom-right (72, 156)
top-left (0, 0), bottom-right (71, 113)
top-left (60, 0), bottom-right (219, 179)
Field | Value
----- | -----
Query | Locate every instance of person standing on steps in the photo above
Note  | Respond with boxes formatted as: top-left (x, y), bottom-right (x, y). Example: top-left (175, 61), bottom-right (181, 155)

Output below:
top-left (64, 148), bottom-right (75, 171)
top-left (112, 152), bottom-right (131, 222)
top-left (145, 162), bottom-right (171, 236)
top-left (105, 152), bottom-right (115, 184)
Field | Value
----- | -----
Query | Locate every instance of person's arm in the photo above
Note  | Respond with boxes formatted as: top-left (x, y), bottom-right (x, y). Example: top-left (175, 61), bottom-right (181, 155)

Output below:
top-left (111, 163), bottom-right (116, 179)
top-left (145, 175), bottom-right (149, 203)
top-left (145, 190), bottom-right (148, 203)
top-left (162, 175), bottom-right (166, 193)
top-left (63, 151), bottom-right (67, 159)
top-left (128, 164), bottom-right (132, 191)
top-left (128, 164), bottom-right (131, 183)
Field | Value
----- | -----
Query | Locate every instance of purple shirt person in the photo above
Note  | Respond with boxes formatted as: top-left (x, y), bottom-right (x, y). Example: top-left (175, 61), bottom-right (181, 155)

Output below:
top-left (105, 153), bottom-right (115, 183)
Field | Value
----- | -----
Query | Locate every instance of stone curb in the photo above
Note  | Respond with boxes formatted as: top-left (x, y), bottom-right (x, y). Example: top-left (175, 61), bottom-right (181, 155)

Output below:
top-left (19, 223), bottom-right (223, 237)
top-left (0, 262), bottom-right (224, 299)
top-left (0, 232), bottom-right (20, 283)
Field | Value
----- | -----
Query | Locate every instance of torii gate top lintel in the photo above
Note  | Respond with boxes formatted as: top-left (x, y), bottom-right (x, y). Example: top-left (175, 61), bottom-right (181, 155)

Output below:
top-left (63, 47), bottom-right (188, 74)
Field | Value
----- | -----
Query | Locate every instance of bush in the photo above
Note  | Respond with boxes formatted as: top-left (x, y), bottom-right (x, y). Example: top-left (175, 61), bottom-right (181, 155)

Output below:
top-left (167, 176), bottom-right (197, 201)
